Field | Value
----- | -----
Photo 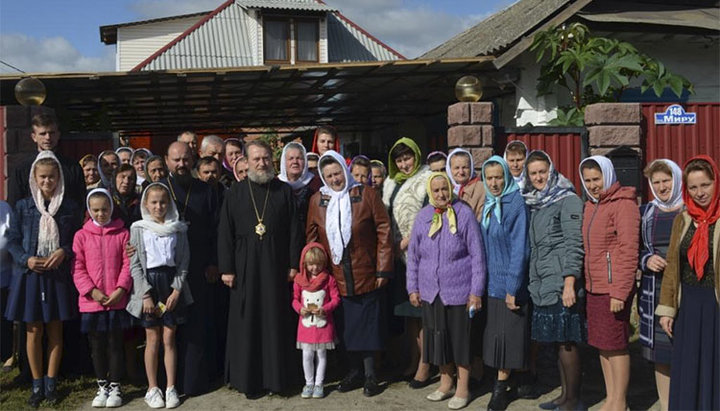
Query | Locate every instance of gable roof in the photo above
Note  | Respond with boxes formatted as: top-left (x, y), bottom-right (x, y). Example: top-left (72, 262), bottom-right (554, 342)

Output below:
top-left (100, 11), bottom-right (210, 45)
top-left (130, 0), bottom-right (403, 72)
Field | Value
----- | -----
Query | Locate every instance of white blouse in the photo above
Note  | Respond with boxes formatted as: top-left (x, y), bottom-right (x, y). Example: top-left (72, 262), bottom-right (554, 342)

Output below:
top-left (143, 231), bottom-right (177, 269)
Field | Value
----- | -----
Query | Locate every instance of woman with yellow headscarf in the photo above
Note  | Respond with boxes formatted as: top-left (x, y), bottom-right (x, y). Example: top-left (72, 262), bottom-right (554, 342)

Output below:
top-left (406, 172), bottom-right (486, 409)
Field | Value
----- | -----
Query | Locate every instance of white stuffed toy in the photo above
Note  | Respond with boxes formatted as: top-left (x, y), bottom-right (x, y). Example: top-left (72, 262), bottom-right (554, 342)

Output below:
top-left (301, 289), bottom-right (327, 328)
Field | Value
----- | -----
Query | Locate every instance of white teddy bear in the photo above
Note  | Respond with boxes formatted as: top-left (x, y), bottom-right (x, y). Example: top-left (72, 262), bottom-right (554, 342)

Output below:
top-left (301, 289), bottom-right (327, 328)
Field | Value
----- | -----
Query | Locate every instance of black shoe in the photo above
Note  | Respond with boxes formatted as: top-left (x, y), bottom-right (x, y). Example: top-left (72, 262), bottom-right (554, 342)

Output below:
top-left (363, 377), bottom-right (381, 397)
top-left (337, 373), bottom-right (363, 393)
top-left (44, 388), bottom-right (59, 405)
top-left (27, 390), bottom-right (44, 408)
top-left (487, 380), bottom-right (509, 411)
top-left (245, 390), bottom-right (266, 400)
top-left (408, 378), bottom-right (431, 389)
top-left (515, 372), bottom-right (540, 399)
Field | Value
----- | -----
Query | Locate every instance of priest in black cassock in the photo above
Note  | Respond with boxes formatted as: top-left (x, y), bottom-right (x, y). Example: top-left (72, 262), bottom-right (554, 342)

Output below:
top-left (219, 140), bottom-right (303, 398)
top-left (162, 142), bottom-right (221, 396)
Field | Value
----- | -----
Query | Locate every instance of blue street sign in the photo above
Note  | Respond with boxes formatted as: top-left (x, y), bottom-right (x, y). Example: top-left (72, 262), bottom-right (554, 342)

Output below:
top-left (654, 104), bottom-right (697, 125)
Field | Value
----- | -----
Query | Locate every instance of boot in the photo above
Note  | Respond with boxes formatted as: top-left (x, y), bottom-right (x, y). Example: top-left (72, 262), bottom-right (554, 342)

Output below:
top-left (487, 379), bottom-right (509, 411)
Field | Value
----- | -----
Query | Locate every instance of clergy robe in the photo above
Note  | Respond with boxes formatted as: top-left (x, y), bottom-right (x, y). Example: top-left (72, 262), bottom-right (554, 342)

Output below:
top-left (218, 178), bottom-right (302, 394)
top-left (161, 176), bottom-right (219, 396)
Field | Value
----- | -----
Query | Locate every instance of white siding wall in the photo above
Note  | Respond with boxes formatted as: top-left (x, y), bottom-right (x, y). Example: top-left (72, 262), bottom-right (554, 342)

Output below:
top-left (248, 9), bottom-right (261, 66)
top-left (256, 15), bottom-right (264, 65)
top-left (117, 16), bottom-right (201, 71)
top-left (319, 17), bottom-right (328, 64)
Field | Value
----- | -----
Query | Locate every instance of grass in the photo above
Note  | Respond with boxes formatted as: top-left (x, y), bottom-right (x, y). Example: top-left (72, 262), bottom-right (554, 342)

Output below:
top-left (0, 367), bottom-right (146, 410)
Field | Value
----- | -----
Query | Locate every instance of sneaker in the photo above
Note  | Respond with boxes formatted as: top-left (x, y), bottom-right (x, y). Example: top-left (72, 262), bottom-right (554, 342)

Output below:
top-left (144, 387), bottom-right (165, 409)
top-left (301, 384), bottom-right (314, 399)
top-left (27, 390), bottom-right (44, 408)
top-left (105, 383), bottom-right (123, 408)
top-left (165, 386), bottom-right (180, 409)
top-left (312, 385), bottom-right (324, 399)
top-left (92, 381), bottom-right (109, 407)
top-left (44, 388), bottom-right (59, 406)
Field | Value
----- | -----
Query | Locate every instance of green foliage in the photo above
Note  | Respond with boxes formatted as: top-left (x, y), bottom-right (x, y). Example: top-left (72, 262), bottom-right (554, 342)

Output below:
top-left (530, 23), bottom-right (694, 125)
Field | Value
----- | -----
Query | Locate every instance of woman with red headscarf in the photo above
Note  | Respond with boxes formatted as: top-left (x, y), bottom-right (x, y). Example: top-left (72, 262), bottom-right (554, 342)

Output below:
top-left (657, 155), bottom-right (719, 410)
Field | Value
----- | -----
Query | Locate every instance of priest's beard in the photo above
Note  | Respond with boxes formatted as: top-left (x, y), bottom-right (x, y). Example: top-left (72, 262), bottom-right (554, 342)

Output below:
top-left (171, 170), bottom-right (193, 188)
top-left (248, 167), bottom-right (276, 185)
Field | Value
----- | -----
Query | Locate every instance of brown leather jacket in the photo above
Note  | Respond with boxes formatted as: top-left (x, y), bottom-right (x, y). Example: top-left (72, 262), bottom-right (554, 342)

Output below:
top-left (306, 185), bottom-right (393, 297)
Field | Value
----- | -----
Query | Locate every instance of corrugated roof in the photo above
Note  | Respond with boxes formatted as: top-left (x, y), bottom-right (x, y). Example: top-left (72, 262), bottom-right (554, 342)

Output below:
top-left (421, 0), bottom-right (571, 59)
top-left (141, 2), bottom-right (255, 70)
top-left (100, 11), bottom-right (210, 44)
top-left (327, 13), bottom-right (403, 61)
top-left (234, 0), bottom-right (336, 12)
top-left (578, 2), bottom-right (720, 31)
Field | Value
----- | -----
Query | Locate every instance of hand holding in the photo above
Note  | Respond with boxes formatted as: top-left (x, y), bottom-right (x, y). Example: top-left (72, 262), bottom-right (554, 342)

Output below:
top-left (409, 292), bottom-right (421, 308)
top-left (103, 288), bottom-right (125, 306)
top-left (466, 294), bottom-right (482, 312)
top-left (27, 257), bottom-right (47, 272)
top-left (91, 288), bottom-right (109, 304)
top-left (44, 249), bottom-right (66, 270)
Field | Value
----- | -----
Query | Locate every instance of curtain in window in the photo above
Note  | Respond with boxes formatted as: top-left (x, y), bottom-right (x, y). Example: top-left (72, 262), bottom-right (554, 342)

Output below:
top-left (296, 21), bottom-right (318, 62)
top-left (264, 20), bottom-right (287, 61)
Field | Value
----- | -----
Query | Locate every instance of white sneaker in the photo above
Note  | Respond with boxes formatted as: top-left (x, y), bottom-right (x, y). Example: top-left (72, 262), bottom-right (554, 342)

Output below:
top-left (105, 383), bottom-right (123, 408)
top-left (144, 387), bottom-right (165, 409)
top-left (92, 381), bottom-right (108, 408)
top-left (165, 386), bottom-right (180, 409)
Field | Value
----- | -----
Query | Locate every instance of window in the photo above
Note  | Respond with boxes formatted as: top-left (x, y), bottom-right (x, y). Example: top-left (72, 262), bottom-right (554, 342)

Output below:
top-left (263, 17), bottom-right (319, 64)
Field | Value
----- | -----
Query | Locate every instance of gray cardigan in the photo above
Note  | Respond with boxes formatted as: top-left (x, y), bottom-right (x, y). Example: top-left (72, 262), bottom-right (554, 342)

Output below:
top-left (126, 226), bottom-right (193, 319)
top-left (527, 195), bottom-right (585, 306)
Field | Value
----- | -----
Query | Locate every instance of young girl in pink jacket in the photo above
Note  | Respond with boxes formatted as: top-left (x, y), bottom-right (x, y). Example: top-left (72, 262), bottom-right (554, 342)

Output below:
top-left (292, 243), bottom-right (340, 399)
top-left (72, 188), bottom-right (132, 408)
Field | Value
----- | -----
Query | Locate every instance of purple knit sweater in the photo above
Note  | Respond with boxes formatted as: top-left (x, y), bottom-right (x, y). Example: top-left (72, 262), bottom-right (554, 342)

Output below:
top-left (406, 200), bottom-right (487, 305)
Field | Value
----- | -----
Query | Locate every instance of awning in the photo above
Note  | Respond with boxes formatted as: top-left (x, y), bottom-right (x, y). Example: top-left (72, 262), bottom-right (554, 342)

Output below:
top-left (0, 57), bottom-right (496, 137)
top-left (578, 2), bottom-right (720, 31)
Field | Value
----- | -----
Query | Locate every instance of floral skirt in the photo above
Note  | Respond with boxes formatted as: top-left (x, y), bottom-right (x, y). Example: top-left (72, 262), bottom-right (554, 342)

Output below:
top-left (531, 299), bottom-right (586, 344)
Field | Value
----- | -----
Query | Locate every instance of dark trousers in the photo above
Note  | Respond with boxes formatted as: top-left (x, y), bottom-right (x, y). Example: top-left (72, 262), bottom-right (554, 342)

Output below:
top-left (89, 330), bottom-right (124, 382)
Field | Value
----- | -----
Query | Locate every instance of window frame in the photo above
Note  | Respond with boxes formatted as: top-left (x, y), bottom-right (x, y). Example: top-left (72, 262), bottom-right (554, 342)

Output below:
top-left (262, 16), bottom-right (320, 65)
top-left (294, 18), bottom-right (320, 64)
top-left (263, 18), bottom-right (291, 64)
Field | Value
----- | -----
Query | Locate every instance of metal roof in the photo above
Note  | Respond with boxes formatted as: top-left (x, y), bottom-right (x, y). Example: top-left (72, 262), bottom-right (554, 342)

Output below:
top-left (142, 2), bottom-right (255, 70)
top-left (577, 2), bottom-right (720, 31)
top-left (234, 0), bottom-right (336, 12)
top-left (100, 11), bottom-right (210, 45)
top-left (327, 13), bottom-right (404, 62)
top-left (0, 58), bottom-right (496, 137)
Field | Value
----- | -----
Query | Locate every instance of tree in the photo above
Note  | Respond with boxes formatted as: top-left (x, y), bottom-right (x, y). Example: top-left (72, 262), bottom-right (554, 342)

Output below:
top-left (530, 22), bottom-right (694, 126)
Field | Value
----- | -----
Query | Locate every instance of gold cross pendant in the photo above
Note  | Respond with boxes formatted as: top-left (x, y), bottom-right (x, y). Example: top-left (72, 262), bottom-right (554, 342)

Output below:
top-left (255, 222), bottom-right (266, 239)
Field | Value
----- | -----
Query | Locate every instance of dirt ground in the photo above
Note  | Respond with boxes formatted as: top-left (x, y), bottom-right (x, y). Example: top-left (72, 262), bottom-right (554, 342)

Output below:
top-left (76, 343), bottom-right (661, 410)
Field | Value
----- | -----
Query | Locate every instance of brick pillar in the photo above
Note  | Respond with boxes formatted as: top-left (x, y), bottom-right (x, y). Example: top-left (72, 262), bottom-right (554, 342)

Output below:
top-left (584, 103), bottom-right (642, 156)
top-left (2, 105), bottom-right (56, 198)
top-left (447, 102), bottom-right (495, 171)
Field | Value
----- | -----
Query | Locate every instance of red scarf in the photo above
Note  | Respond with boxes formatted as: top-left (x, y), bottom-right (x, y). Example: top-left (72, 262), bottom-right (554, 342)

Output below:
top-left (682, 155), bottom-right (720, 280)
top-left (294, 242), bottom-right (331, 292)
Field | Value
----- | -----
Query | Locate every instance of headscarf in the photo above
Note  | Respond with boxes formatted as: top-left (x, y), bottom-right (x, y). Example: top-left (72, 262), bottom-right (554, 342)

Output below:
top-left (370, 159), bottom-right (387, 177)
top-left (579, 155), bottom-right (617, 203)
top-left (278, 142), bottom-right (314, 190)
top-left (641, 159), bottom-right (684, 258)
top-left (311, 126), bottom-right (341, 154)
top-left (115, 146), bottom-right (133, 161)
top-left (86, 188), bottom-right (114, 226)
top-left (28, 151), bottom-right (65, 257)
top-left (521, 150), bottom-right (576, 210)
top-left (504, 140), bottom-right (528, 189)
top-left (388, 137), bottom-right (422, 184)
top-left (222, 138), bottom-right (244, 172)
top-left (481, 155), bottom-right (519, 229)
top-left (348, 155), bottom-right (372, 186)
top-left (97, 150), bottom-right (120, 188)
top-left (426, 172), bottom-right (457, 237)
top-left (143, 155), bottom-right (167, 184)
top-left (131, 182), bottom-right (188, 236)
top-left (232, 156), bottom-right (247, 182)
top-left (79, 154), bottom-right (97, 167)
top-left (318, 150), bottom-right (361, 265)
top-left (682, 155), bottom-right (720, 280)
top-left (130, 148), bottom-right (152, 185)
top-left (426, 151), bottom-right (448, 164)
top-left (446, 148), bottom-right (478, 195)
top-left (294, 242), bottom-right (331, 292)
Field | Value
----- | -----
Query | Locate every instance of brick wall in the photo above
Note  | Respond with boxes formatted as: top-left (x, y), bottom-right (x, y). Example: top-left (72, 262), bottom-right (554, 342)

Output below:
top-left (584, 103), bottom-right (642, 157)
top-left (447, 102), bottom-right (495, 170)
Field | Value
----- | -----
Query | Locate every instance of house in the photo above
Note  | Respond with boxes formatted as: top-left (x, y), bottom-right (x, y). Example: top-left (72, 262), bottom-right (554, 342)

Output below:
top-left (422, 0), bottom-right (720, 127)
top-left (100, 0), bottom-right (404, 72)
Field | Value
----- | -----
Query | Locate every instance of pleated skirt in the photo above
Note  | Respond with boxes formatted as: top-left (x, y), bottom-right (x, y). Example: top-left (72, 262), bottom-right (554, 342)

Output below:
top-left (483, 297), bottom-right (529, 370)
top-left (422, 297), bottom-right (476, 367)
top-left (5, 269), bottom-right (75, 323)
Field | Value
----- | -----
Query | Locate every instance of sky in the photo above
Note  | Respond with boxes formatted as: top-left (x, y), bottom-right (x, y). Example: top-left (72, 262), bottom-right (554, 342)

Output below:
top-left (0, 0), bottom-right (516, 73)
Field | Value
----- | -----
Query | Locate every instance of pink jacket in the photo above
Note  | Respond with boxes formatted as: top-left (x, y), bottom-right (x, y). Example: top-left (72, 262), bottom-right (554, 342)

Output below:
top-left (72, 218), bottom-right (132, 313)
top-left (582, 182), bottom-right (640, 301)
top-left (292, 275), bottom-right (340, 345)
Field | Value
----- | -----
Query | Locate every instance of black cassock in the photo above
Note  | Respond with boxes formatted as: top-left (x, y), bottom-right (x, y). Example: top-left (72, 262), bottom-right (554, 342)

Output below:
top-left (218, 178), bottom-right (302, 394)
top-left (161, 176), bottom-right (220, 396)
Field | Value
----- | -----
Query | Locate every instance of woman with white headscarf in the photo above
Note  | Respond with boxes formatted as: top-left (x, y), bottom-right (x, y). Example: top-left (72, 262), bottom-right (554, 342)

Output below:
top-left (98, 150), bottom-right (120, 189)
top-left (306, 150), bottom-right (393, 397)
top-left (278, 142), bottom-right (322, 229)
top-left (638, 159), bottom-right (683, 411)
top-left (446, 148), bottom-right (485, 221)
top-left (579, 155), bottom-right (640, 411)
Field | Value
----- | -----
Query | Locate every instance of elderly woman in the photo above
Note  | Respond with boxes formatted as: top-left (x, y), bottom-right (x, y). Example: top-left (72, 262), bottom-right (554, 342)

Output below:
top-left (116, 147), bottom-right (133, 165)
top-left (580, 156), bottom-right (639, 411)
top-left (638, 159), bottom-right (683, 411)
top-left (110, 164), bottom-right (140, 228)
top-left (98, 150), bottom-right (120, 189)
top-left (657, 155), bottom-right (719, 410)
top-left (278, 142), bottom-right (322, 229)
top-left (522, 151), bottom-right (585, 411)
top-left (382, 137), bottom-right (433, 386)
top-left (406, 172), bottom-right (485, 410)
top-left (479, 155), bottom-right (530, 411)
top-left (130, 148), bottom-right (151, 191)
top-left (80, 154), bottom-right (101, 190)
top-left (142, 155), bottom-right (168, 190)
top-left (306, 150), bottom-right (393, 397)
top-left (447, 148), bottom-right (485, 221)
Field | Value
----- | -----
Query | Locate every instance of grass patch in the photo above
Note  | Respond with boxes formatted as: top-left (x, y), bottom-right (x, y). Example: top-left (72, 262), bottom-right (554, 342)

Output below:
top-left (0, 368), bottom-right (146, 410)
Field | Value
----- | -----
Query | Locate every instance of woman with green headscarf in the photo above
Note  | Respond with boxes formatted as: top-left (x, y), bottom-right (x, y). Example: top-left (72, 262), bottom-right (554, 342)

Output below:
top-left (479, 155), bottom-right (530, 411)
top-left (382, 137), bottom-right (432, 386)
top-left (406, 172), bottom-right (486, 409)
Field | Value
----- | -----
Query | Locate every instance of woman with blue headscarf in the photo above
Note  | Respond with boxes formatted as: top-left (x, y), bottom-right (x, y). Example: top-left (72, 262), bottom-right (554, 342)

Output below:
top-left (479, 155), bottom-right (530, 411)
